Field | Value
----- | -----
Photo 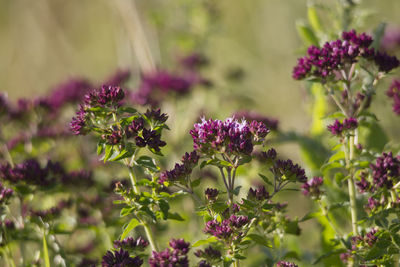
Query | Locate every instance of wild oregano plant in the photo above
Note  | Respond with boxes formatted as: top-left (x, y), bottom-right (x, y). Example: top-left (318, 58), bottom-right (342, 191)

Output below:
top-left (70, 85), bottom-right (308, 266)
top-left (293, 24), bottom-right (400, 266)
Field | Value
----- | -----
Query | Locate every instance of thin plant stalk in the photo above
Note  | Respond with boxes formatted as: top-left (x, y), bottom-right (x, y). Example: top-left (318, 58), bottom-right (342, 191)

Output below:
top-left (124, 159), bottom-right (159, 252)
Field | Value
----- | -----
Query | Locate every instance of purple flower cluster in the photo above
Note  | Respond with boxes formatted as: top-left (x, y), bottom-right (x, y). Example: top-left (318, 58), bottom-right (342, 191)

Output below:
top-left (70, 86), bottom-right (125, 135)
top-left (102, 127), bottom-right (124, 145)
top-left (205, 188), bottom-right (219, 202)
top-left (351, 228), bottom-right (378, 249)
top-left (233, 110), bottom-right (279, 131)
top-left (204, 215), bottom-right (249, 240)
top-left (271, 159), bottom-right (307, 183)
top-left (387, 79), bottom-right (400, 115)
top-left (144, 108), bottom-right (169, 124)
top-left (247, 185), bottom-right (269, 201)
top-left (180, 53), bottom-right (209, 70)
top-left (0, 159), bottom-right (57, 186)
top-left (356, 173), bottom-right (371, 193)
top-left (84, 85), bottom-right (125, 108)
top-left (0, 182), bottom-right (13, 204)
top-left (0, 159), bottom-right (93, 189)
top-left (301, 177), bottom-right (323, 199)
top-left (293, 30), bottom-right (399, 80)
top-left (327, 117), bottom-right (358, 136)
top-left (45, 78), bottom-right (92, 111)
top-left (370, 152), bottom-right (400, 189)
top-left (70, 105), bottom-right (88, 135)
top-left (190, 117), bottom-right (269, 157)
top-left (125, 115), bottom-right (167, 151)
top-left (113, 237), bottom-right (149, 251)
top-left (276, 261), bottom-right (298, 267)
top-left (259, 148), bottom-right (277, 162)
top-left (30, 200), bottom-right (72, 221)
top-left (0, 219), bottom-right (15, 230)
top-left (148, 238), bottom-right (190, 267)
top-left (131, 71), bottom-right (194, 106)
top-left (159, 151), bottom-right (199, 184)
top-left (102, 248), bottom-right (143, 267)
top-left (194, 246), bottom-right (221, 266)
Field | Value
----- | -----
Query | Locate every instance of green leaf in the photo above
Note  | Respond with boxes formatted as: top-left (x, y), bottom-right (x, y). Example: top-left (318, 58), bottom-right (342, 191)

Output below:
top-left (118, 107), bottom-right (137, 114)
top-left (167, 212), bottom-right (185, 221)
top-left (328, 151), bottom-right (345, 163)
top-left (192, 236), bottom-right (218, 247)
top-left (42, 232), bottom-right (51, 267)
top-left (299, 211), bottom-right (319, 222)
top-left (312, 249), bottom-right (347, 264)
top-left (120, 207), bottom-right (134, 217)
top-left (364, 246), bottom-right (386, 261)
top-left (104, 145), bottom-right (114, 162)
top-left (238, 155), bottom-right (252, 165)
top-left (246, 234), bottom-right (272, 247)
top-left (296, 21), bottom-right (319, 46)
top-left (232, 186), bottom-right (242, 196)
top-left (97, 141), bottom-right (104, 156)
top-left (211, 202), bottom-right (229, 213)
top-left (307, 5), bottom-right (322, 33)
top-left (120, 218), bottom-right (141, 240)
top-left (111, 149), bottom-right (134, 162)
top-left (136, 156), bottom-right (159, 172)
top-left (158, 199), bottom-right (170, 220)
top-left (258, 173), bottom-right (273, 186)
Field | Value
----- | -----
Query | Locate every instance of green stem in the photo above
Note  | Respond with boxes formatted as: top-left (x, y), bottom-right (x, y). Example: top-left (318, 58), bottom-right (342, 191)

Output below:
top-left (123, 159), bottom-right (158, 252)
top-left (142, 222), bottom-right (158, 252)
top-left (348, 135), bottom-right (358, 236)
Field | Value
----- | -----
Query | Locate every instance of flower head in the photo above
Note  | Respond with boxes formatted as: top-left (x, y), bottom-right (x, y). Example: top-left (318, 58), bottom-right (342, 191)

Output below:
top-left (247, 186), bottom-right (269, 201)
top-left (370, 152), bottom-right (400, 189)
top-left (102, 248), bottom-right (143, 267)
top-left (293, 29), bottom-right (399, 81)
top-left (148, 238), bottom-right (190, 267)
top-left (302, 177), bottom-right (323, 199)
top-left (387, 79), bottom-right (400, 115)
top-left (159, 151), bottom-right (199, 184)
top-left (113, 237), bottom-right (149, 251)
top-left (190, 117), bottom-right (269, 157)
top-left (276, 261), bottom-right (298, 267)
top-left (205, 188), bottom-right (219, 202)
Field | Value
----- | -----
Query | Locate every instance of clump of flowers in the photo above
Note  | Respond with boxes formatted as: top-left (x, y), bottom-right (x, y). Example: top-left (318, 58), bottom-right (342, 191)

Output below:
top-left (293, 29), bottom-right (399, 81)
top-left (113, 236), bottom-right (149, 252)
top-left (327, 117), bottom-right (358, 136)
top-left (102, 248), bottom-right (143, 267)
top-left (204, 215), bottom-right (249, 241)
top-left (301, 177), bottom-right (323, 199)
top-left (276, 261), bottom-right (298, 267)
top-left (0, 182), bottom-right (13, 205)
top-left (148, 238), bottom-right (190, 267)
top-left (190, 117), bottom-right (269, 157)
top-left (370, 152), bottom-right (400, 189)
top-left (194, 246), bottom-right (222, 266)
top-left (387, 79), bottom-right (400, 115)
top-left (159, 151), bottom-right (200, 185)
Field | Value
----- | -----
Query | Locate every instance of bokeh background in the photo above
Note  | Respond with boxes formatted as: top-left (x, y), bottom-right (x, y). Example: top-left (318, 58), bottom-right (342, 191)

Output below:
top-left (1, 1), bottom-right (400, 265)
top-left (1, 0), bottom-right (399, 137)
